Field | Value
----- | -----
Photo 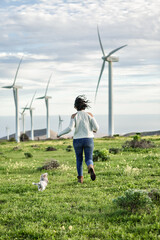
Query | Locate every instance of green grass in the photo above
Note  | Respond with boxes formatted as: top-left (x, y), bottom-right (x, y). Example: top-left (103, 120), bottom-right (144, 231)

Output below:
top-left (0, 136), bottom-right (160, 239)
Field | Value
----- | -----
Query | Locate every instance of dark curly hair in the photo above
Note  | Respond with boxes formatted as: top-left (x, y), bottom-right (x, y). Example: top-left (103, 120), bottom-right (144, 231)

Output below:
top-left (74, 95), bottom-right (90, 111)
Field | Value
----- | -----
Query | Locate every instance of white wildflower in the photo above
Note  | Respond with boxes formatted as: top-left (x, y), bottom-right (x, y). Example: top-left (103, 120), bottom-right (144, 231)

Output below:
top-left (68, 226), bottom-right (73, 230)
top-left (61, 226), bottom-right (65, 230)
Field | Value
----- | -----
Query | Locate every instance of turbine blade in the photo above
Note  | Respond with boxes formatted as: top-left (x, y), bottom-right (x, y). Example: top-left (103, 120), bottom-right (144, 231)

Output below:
top-left (97, 26), bottom-right (105, 57)
top-left (13, 56), bottom-right (23, 86)
top-left (2, 85), bottom-right (13, 89)
top-left (30, 91), bottom-right (37, 108)
top-left (95, 60), bottom-right (105, 102)
top-left (107, 45), bottom-right (127, 58)
top-left (45, 73), bottom-right (53, 97)
top-left (36, 96), bottom-right (45, 99)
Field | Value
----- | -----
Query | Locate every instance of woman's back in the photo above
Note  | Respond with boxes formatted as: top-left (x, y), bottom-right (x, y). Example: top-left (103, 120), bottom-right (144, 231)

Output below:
top-left (73, 111), bottom-right (98, 139)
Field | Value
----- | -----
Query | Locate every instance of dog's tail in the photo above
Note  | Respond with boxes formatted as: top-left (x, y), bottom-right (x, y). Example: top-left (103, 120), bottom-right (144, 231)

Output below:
top-left (32, 182), bottom-right (38, 186)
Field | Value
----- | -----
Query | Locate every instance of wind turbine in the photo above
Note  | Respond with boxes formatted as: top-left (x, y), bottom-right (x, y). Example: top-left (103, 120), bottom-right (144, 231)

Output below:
top-left (58, 115), bottom-right (63, 135)
top-left (2, 57), bottom-right (23, 142)
top-left (20, 102), bottom-right (28, 134)
top-left (6, 127), bottom-right (10, 140)
top-left (95, 27), bottom-right (127, 137)
top-left (37, 74), bottom-right (52, 139)
top-left (25, 91), bottom-right (36, 140)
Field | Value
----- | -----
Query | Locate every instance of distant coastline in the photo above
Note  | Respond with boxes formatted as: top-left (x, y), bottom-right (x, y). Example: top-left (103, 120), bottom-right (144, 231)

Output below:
top-left (0, 128), bottom-right (160, 140)
top-left (0, 114), bottom-right (160, 139)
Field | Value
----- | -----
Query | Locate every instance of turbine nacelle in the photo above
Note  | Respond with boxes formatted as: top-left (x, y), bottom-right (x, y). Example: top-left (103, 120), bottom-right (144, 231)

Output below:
top-left (45, 96), bottom-right (52, 99)
top-left (102, 56), bottom-right (119, 62)
top-left (2, 85), bottom-right (22, 89)
top-left (13, 85), bottom-right (23, 89)
top-left (25, 107), bottom-right (35, 111)
top-left (36, 96), bottom-right (52, 100)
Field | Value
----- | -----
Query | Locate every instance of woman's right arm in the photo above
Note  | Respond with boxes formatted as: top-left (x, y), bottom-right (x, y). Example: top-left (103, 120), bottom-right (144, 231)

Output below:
top-left (57, 116), bottom-right (75, 137)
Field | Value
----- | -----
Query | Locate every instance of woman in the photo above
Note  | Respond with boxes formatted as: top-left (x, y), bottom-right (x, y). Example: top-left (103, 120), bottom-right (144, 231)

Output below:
top-left (57, 95), bottom-right (99, 183)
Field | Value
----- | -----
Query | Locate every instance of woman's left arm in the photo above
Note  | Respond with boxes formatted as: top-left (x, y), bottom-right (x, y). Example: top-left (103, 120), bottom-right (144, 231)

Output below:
top-left (87, 112), bottom-right (99, 133)
top-left (91, 117), bottom-right (99, 133)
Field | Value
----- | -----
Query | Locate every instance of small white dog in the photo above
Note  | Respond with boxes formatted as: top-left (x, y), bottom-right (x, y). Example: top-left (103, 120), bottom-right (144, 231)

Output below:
top-left (32, 173), bottom-right (48, 191)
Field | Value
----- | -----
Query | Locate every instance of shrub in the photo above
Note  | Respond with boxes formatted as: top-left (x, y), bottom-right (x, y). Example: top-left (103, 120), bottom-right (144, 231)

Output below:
top-left (113, 189), bottom-right (152, 213)
top-left (109, 148), bottom-right (120, 154)
top-left (66, 145), bottom-right (72, 152)
top-left (24, 152), bottom-right (33, 158)
top-left (9, 137), bottom-right (15, 142)
top-left (20, 133), bottom-right (29, 142)
top-left (31, 145), bottom-right (39, 148)
top-left (39, 159), bottom-right (60, 170)
top-left (46, 146), bottom-right (57, 151)
top-left (136, 132), bottom-right (141, 136)
top-left (133, 134), bottom-right (141, 142)
top-left (93, 149), bottom-right (110, 162)
top-left (148, 189), bottom-right (160, 204)
top-left (144, 155), bottom-right (159, 161)
top-left (122, 138), bottom-right (155, 150)
top-left (113, 134), bottom-right (119, 137)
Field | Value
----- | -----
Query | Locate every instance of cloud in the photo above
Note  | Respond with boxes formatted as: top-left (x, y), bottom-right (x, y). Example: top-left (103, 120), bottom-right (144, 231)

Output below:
top-left (0, 0), bottom-right (159, 116)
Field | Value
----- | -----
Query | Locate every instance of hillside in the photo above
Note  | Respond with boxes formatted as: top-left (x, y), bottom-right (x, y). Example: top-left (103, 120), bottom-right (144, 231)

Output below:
top-left (123, 130), bottom-right (160, 137)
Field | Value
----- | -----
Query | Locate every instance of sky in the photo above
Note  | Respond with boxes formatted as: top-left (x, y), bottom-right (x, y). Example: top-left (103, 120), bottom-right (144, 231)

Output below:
top-left (0, 0), bottom-right (160, 117)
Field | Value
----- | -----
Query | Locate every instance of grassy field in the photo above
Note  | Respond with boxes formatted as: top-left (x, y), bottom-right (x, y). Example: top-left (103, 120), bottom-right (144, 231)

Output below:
top-left (0, 136), bottom-right (160, 240)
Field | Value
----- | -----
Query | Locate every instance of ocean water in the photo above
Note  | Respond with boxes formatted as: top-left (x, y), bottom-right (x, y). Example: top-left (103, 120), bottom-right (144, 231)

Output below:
top-left (0, 114), bottom-right (159, 138)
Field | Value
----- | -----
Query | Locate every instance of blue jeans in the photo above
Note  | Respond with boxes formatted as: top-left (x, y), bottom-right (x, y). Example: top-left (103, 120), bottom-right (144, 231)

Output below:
top-left (73, 138), bottom-right (94, 176)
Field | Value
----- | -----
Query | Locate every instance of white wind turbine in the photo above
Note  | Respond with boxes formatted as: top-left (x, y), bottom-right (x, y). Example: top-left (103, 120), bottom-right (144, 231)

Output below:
top-left (25, 91), bottom-right (36, 140)
top-left (2, 57), bottom-right (23, 142)
top-left (37, 74), bottom-right (52, 139)
top-left (95, 27), bottom-right (127, 136)
top-left (20, 102), bottom-right (28, 134)
top-left (58, 115), bottom-right (63, 135)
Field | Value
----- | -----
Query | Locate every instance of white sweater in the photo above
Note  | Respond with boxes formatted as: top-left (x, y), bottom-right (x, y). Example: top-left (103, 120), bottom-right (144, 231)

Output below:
top-left (58, 111), bottom-right (99, 139)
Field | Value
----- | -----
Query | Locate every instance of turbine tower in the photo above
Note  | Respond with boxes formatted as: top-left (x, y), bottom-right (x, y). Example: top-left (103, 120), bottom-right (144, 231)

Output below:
top-left (6, 127), bottom-right (10, 140)
top-left (37, 74), bottom-right (52, 139)
top-left (25, 91), bottom-right (36, 140)
top-left (95, 27), bottom-right (127, 136)
top-left (2, 57), bottom-right (23, 142)
top-left (58, 115), bottom-right (63, 135)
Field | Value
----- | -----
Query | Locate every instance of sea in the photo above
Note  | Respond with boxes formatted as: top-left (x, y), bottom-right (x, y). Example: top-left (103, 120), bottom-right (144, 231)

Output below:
top-left (0, 114), bottom-right (160, 138)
